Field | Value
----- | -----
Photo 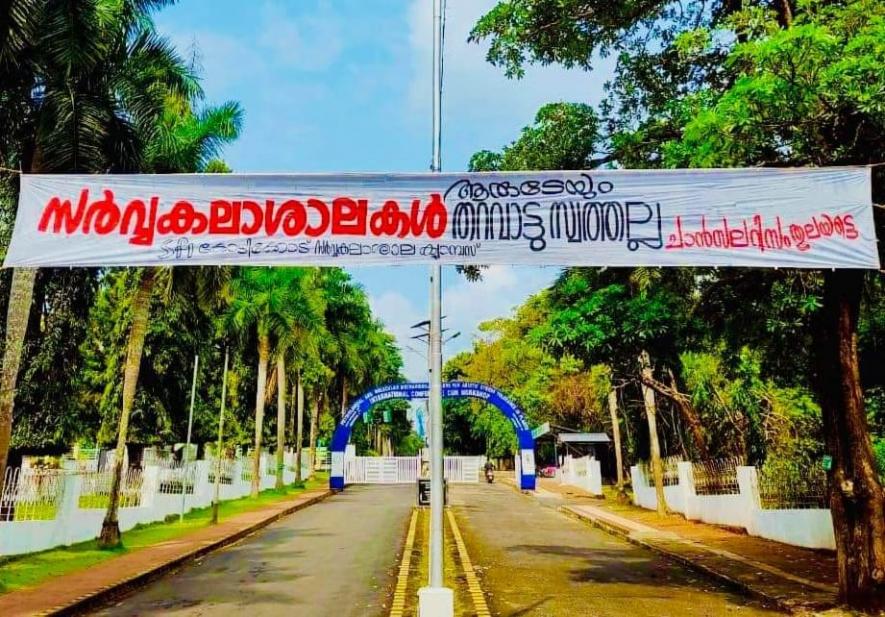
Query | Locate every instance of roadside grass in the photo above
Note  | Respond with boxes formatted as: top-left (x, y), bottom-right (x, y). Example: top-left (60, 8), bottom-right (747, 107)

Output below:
top-left (0, 472), bottom-right (328, 594)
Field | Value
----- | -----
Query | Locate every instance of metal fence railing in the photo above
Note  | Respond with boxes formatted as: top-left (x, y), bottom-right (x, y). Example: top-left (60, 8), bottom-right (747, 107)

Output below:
top-left (641, 455), bottom-right (681, 487)
top-left (0, 467), bottom-right (65, 521)
top-left (207, 456), bottom-right (236, 485)
top-left (79, 468), bottom-right (144, 509)
top-left (759, 465), bottom-right (829, 510)
top-left (157, 460), bottom-right (196, 495)
top-left (693, 457), bottom-right (741, 496)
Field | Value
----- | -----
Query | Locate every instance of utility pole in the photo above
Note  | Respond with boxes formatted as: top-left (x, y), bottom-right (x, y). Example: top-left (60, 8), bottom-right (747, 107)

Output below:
top-left (418, 0), bottom-right (452, 614)
top-left (211, 347), bottom-right (229, 525)
top-left (180, 354), bottom-right (199, 522)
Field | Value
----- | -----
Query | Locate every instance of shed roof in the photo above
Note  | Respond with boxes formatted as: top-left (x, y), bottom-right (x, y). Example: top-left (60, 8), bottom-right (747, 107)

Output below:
top-left (557, 432), bottom-right (611, 444)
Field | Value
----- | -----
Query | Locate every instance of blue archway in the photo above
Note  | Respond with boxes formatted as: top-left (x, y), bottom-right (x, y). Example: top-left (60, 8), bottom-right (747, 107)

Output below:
top-left (329, 381), bottom-right (536, 491)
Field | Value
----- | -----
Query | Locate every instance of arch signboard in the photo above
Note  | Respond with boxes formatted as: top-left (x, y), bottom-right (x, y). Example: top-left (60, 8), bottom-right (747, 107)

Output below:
top-left (329, 381), bottom-right (536, 491)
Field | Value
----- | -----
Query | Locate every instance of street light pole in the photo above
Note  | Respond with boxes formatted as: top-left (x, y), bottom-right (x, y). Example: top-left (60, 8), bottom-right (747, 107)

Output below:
top-left (419, 0), bottom-right (452, 615)
top-left (211, 347), bottom-right (229, 525)
top-left (180, 354), bottom-right (199, 522)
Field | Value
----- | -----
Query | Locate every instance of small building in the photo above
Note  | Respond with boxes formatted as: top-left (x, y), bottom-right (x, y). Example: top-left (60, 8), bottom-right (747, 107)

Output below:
top-left (533, 424), bottom-right (615, 482)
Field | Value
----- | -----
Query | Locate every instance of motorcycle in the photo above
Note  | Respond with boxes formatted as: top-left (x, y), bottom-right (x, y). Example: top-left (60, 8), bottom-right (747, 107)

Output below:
top-left (484, 467), bottom-right (495, 483)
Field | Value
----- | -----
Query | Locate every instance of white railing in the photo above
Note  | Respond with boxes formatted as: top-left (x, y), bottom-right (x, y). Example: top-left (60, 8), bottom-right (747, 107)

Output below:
top-left (345, 457), bottom-right (419, 484)
top-left (1, 467), bottom-right (65, 522)
top-left (0, 449), bottom-right (314, 557)
top-left (79, 468), bottom-right (144, 509)
top-left (444, 456), bottom-right (484, 483)
top-left (344, 455), bottom-right (485, 485)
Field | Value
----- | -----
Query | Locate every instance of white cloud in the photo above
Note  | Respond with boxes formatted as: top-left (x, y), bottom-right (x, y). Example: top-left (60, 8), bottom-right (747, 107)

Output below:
top-left (442, 266), bottom-right (559, 358)
top-left (366, 266), bottom-right (559, 384)
top-left (368, 289), bottom-right (428, 382)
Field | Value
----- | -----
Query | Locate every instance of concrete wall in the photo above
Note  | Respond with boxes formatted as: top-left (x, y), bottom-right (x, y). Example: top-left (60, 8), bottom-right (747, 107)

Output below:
top-left (630, 463), bottom-right (835, 550)
top-left (560, 455), bottom-right (603, 496)
top-left (0, 451), bottom-right (309, 557)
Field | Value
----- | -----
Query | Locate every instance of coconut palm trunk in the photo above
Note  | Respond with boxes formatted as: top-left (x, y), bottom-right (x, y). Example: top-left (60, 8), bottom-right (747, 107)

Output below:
top-left (0, 267), bottom-right (37, 495)
top-left (308, 395), bottom-right (320, 477)
top-left (275, 354), bottom-right (286, 490)
top-left (639, 350), bottom-right (667, 516)
top-left (339, 377), bottom-right (347, 420)
top-left (295, 371), bottom-right (304, 482)
top-left (608, 389), bottom-right (625, 490)
top-left (252, 333), bottom-right (270, 498)
top-left (99, 268), bottom-right (157, 547)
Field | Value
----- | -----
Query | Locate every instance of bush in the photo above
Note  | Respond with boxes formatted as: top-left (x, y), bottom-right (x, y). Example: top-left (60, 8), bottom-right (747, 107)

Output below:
top-left (873, 437), bottom-right (885, 481)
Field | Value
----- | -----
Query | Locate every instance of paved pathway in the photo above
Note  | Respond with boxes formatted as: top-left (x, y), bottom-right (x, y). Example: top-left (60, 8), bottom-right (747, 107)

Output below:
top-left (0, 489), bottom-right (330, 617)
top-left (97, 485), bottom-right (414, 617)
top-left (535, 477), bottom-right (837, 611)
top-left (450, 483), bottom-right (781, 617)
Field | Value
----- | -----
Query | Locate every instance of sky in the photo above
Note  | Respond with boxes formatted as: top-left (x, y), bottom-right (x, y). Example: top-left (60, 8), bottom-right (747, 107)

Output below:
top-left (154, 0), bottom-right (613, 382)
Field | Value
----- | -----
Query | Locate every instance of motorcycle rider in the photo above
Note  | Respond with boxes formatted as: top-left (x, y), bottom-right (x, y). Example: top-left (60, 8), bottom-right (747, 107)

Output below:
top-left (483, 460), bottom-right (495, 483)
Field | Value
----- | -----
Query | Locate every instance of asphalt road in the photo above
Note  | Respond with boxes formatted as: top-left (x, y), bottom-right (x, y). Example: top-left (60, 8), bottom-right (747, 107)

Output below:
top-left (450, 483), bottom-right (781, 617)
top-left (97, 485), bottom-right (414, 617)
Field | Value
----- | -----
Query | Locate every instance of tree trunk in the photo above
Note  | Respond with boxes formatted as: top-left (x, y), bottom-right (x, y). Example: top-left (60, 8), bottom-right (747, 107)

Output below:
top-left (0, 267), bottom-right (37, 496)
top-left (639, 368), bottom-right (710, 460)
top-left (275, 354), bottom-right (286, 490)
top-left (815, 270), bottom-right (885, 610)
top-left (639, 350), bottom-right (667, 515)
top-left (308, 394), bottom-right (320, 478)
top-left (99, 268), bottom-right (156, 548)
top-left (288, 380), bottom-right (297, 444)
top-left (608, 389), bottom-right (625, 489)
top-left (252, 333), bottom-right (269, 498)
top-left (295, 371), bottom-right (304, 483)
top-left (774, 0), bottom-right (793, 28)
top-left (339, 376), bottom-right (348, 420)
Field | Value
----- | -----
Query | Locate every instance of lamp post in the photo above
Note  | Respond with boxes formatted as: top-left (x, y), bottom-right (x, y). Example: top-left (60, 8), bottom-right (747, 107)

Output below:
top-left (180, 354), bottom-right (199, 523)
top-left (418, 0), bottom-right (452, 614)
top-left (211, 347), bottom-right (229, 525)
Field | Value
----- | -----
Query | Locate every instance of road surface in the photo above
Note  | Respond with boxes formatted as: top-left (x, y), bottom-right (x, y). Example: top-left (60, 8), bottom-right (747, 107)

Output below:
top-left (97, 485), bottom-right (414, 617)
top-left (450, 483), bottom-right (780, 617)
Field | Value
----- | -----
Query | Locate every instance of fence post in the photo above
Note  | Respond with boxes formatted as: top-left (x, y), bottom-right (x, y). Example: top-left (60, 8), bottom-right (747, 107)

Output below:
top-left (194, 460), bottom-right (211, 508)
top-left (677, 462), bottom-right (696, 520)
top-left (588, 458), bottom-right (603, 496)
top-left (630, 465), bottom-right (645, 506)
top-left (58, 473), bottom-right (82, 546)
top-left (737, 466), bottom-right (760, 534)
top-left (141, 466), bottom-right (160, 511)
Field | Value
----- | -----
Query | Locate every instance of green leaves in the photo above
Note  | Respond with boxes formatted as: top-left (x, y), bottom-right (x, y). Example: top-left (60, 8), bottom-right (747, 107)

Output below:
top-left (470, 102), bottom-right (600, 172)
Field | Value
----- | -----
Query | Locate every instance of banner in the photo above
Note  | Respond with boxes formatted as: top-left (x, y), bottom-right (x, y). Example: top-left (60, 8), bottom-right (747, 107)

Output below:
top-left (3, 168), bottom-right (879, 268)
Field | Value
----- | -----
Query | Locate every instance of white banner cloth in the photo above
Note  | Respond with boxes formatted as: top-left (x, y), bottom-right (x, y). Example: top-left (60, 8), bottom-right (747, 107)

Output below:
top-left (4, 168), bottom-right (878, 268)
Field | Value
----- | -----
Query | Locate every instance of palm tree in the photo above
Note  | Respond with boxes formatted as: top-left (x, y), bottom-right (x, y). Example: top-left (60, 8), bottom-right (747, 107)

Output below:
top-left (320, 270), bottom-right (372, 419)
top-left (225, 268), bottom-right (321, 497)
top-left (98, 96), bottom-right (242, 547)
top-left (0, 0), bottom-right (200, 495)
top-left (272, 270), bottom-right (324, 488)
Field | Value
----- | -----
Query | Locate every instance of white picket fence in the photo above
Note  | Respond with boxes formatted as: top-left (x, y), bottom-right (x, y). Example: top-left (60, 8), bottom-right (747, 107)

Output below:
top-left (344, 455), bottom-right (485, 485)
top-left (0, 449), bottom-right (312, 557)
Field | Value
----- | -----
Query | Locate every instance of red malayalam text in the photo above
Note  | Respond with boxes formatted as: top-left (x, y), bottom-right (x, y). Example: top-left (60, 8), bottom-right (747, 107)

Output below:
top-left (665, 212), bottom-right (859, 252)
top-left (37, 189), bottom-right (449, 245)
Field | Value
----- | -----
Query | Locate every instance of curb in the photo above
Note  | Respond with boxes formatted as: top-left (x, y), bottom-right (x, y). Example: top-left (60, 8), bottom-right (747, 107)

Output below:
top-left (558, 506), bottom-right (836, 615)
top-left (46, 489), bottom-right (333, 617)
